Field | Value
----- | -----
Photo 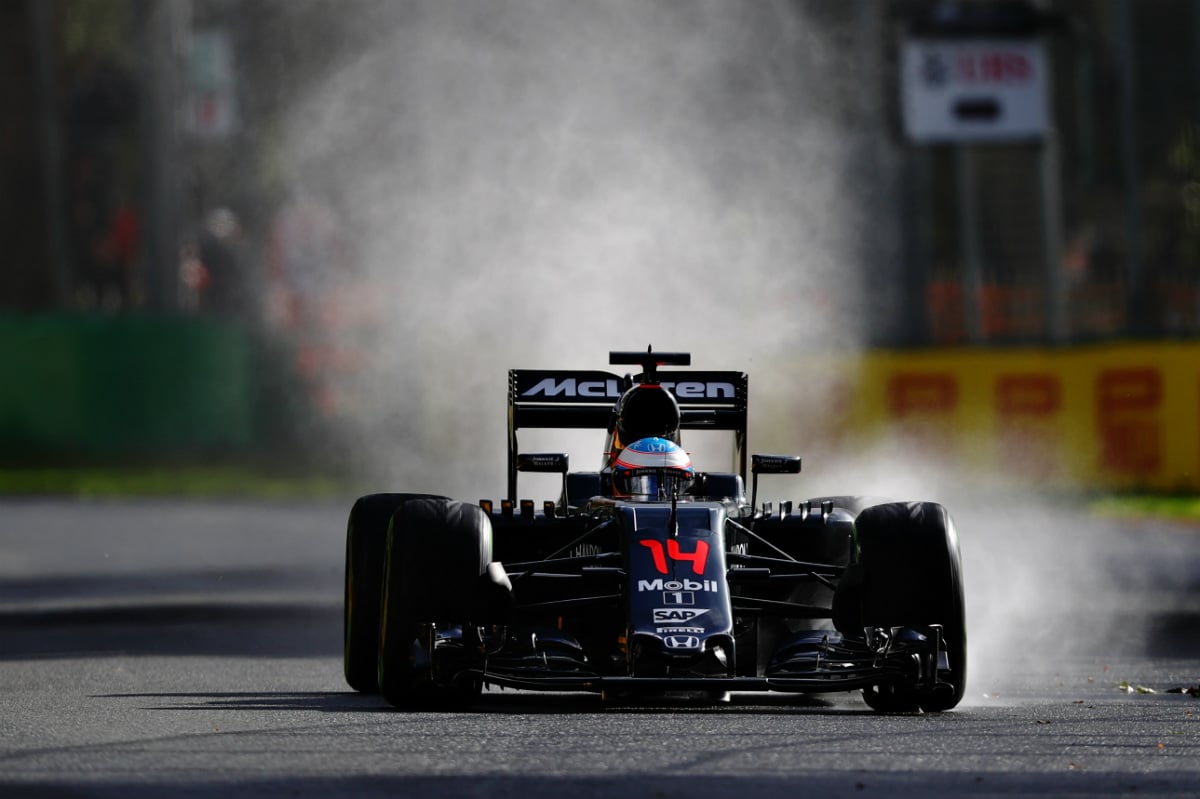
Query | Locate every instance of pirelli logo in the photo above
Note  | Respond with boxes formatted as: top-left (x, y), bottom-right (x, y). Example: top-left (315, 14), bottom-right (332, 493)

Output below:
top-left (521, 377), bottom-right (736, 400)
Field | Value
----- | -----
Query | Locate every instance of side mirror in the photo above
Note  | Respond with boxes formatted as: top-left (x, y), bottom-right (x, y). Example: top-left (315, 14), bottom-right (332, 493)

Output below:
top-left (516, 453), bottom-right (569, 473)
top-left (750, 454), bottom-right (801, 517)
top-left (751, 454), bottom-right (802, 475)
top-left (516, 453), bottom-right (569, 510)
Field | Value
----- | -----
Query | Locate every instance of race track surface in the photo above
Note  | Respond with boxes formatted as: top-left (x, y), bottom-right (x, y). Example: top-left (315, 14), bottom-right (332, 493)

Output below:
top-left (1, 498), bottom-right (1198, 798)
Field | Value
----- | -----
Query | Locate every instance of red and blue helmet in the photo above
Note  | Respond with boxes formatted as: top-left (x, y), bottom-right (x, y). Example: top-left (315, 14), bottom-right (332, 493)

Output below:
top-left (612, 437), bottom-right (694, 499)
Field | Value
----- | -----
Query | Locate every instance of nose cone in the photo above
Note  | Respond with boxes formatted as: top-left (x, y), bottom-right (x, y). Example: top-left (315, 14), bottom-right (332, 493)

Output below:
top-left (630, 632), bottom-right (733, 677)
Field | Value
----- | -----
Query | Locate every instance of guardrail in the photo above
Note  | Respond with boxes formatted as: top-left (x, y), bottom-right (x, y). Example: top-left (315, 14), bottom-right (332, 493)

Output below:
top-left (4, 316), bottom-right (1196, 491)
top-left (0, 314), bottom-right (254, 458)
top-left (803, 343), bottom-right (1200, 492)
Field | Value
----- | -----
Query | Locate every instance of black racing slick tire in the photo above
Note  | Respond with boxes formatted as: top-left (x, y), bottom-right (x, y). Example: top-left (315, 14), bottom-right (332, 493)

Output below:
top-left (343, 493), bottom-right (445, 693)
top-left (377, 499), bottom-right (493, 709)
top-left (849, 501), bottom-right (967, 713)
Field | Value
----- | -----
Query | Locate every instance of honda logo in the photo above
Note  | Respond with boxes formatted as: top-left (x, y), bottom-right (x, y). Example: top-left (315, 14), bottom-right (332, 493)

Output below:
top-left (663, 635), bottom-right (701, 650)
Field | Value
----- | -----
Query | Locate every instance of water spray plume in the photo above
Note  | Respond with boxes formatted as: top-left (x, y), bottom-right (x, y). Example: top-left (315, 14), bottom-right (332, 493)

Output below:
top-left (274, 1), bottom-right (867, 496)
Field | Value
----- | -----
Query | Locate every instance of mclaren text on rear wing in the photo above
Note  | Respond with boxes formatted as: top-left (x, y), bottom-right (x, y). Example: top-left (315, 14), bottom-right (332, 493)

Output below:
top-left (509, 369), bottom-right (748, 431)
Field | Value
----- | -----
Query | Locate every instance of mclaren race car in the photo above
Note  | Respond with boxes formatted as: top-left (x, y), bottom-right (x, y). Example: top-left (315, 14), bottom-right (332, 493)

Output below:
top-left (343, 348), bottom-right (967, 712)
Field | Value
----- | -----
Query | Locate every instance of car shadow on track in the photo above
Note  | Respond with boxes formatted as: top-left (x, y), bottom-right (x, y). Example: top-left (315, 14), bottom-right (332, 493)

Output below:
top-left (93, 691), bottom-right (395, 713)
top-left (94, 689), bottom-right (875, 716)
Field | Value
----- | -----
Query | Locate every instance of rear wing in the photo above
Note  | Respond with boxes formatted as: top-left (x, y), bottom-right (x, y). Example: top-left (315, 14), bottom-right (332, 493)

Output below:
top-left (507, 367), bottom-right (748, 500)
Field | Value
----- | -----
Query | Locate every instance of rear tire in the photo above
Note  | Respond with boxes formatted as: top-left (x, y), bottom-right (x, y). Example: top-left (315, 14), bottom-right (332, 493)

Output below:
top-left (848, 501), bottom-right (967, 713)
top-left (343, 493), bottom-right (445, 693)
top-left (378, 499), bottom-right (492, 709)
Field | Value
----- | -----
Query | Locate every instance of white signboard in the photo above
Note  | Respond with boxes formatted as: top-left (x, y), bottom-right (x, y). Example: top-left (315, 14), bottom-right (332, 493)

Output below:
top-left (901, 38), bottom-right (1048, 143)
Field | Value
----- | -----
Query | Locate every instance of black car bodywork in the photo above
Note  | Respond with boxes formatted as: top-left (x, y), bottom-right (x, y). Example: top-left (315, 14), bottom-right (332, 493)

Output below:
top-left (344, 349), bottom-right (967, 712)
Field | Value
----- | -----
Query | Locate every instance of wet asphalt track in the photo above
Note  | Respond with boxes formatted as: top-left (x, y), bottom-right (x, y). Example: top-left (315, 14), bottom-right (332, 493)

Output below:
top-left (1, 497), bottom-right (1198, 798)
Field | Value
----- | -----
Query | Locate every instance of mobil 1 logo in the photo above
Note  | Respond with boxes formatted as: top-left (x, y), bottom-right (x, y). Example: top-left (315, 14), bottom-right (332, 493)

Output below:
top-left (637, 578), bottom-right (719, 593)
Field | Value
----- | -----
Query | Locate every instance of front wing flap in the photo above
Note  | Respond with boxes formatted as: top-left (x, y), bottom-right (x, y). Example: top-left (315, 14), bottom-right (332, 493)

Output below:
top-left (448, 624), bottom-right (950, 697)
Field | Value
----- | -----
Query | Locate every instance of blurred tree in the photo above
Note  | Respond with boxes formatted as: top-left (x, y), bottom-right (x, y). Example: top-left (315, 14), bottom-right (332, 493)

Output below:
top-left (0, 2), bottom-right (53, 309)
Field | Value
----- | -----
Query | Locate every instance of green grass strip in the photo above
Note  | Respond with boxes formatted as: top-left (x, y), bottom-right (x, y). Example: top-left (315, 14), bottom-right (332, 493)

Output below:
top-left (1089, 494), bottom-right (1200, 524)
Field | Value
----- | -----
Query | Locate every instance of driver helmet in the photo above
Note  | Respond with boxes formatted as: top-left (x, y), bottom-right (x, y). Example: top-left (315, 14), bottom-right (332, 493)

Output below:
top-left (612, 437), bottom-right (694, 499)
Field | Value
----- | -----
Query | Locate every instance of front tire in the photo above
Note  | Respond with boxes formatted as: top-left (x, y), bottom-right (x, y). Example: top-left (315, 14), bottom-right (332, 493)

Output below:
top-left (343, 493), bottom-right (444, 693)
top-left (847, 501), bottom-right (967, 713)
top-left (377, 499), bottom-right (492, 709)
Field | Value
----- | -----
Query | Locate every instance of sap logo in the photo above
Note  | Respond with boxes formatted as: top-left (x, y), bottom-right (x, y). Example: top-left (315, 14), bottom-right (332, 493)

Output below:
top-left (656, 627), bottom-right (706, 635)
top-left (652, 608), bottom-right (710, 623)
top-left (663, 635), bottom-right (701, 650)
top-left (638, 579), bottom-right (719, 593)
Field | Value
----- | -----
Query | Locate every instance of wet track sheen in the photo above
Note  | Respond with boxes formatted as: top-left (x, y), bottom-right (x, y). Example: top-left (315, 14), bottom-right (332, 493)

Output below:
top-left (1, 498), bottom-right (1198, 798)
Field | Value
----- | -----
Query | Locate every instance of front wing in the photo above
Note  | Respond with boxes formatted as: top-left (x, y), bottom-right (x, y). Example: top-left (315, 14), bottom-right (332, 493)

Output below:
top-left (433, 624), bottom-right (953, 697)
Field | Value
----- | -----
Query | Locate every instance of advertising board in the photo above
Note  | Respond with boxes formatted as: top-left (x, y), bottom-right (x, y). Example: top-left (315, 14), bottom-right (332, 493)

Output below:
top-left (901, 38), bottom-right (1048, 143)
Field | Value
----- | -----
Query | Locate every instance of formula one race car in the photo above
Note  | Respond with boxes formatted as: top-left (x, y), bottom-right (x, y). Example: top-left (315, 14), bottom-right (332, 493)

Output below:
top-left (343, 348), bottom-right (966, 712)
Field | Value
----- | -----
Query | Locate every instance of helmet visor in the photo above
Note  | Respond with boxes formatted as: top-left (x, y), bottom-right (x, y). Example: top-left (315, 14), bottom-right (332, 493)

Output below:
top-left (614, 468), bottom-right (694, 500)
